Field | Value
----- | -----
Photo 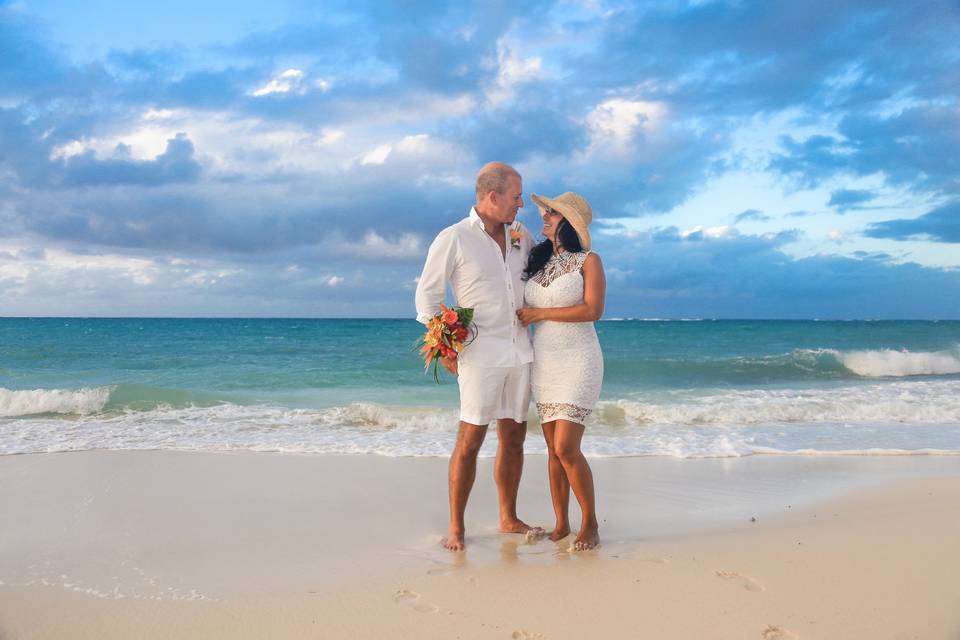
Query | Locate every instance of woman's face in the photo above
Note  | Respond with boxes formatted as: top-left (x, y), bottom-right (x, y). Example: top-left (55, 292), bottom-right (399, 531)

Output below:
top-left (541, 207), bottom-right (565, 243)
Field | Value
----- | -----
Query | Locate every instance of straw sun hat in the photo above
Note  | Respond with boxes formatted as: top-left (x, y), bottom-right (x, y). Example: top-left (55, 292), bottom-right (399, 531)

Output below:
top-left (530, 191), bottom-right (593, 250)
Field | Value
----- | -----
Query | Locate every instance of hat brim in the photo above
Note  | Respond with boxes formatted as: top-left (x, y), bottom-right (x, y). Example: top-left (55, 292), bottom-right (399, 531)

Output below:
top-left (531, 193), bottom-right (591, 250)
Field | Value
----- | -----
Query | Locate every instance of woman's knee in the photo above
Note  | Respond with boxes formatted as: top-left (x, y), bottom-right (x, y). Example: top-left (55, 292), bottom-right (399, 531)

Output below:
top-left (553, 441), bottom-right (582, 465)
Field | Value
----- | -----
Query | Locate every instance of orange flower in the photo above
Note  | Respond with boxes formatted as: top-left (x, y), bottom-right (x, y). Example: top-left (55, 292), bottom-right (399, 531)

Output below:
top-left (441, 308), bottom-right (459, 325)
top-left (510, 226), bottom-right (523, 248)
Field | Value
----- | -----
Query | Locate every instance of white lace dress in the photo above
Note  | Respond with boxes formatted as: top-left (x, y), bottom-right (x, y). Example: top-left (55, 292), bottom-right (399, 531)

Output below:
top-left (524, 250), bottom-right (603, 424)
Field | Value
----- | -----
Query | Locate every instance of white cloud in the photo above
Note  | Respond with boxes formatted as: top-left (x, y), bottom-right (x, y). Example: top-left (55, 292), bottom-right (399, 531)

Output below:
top-left (49, 139), bottom-right (88, 161)
top-left (318, 128), bottom-right (345, 145)
top-left (363, 232), bottom-right (420, 258)
top-left (47, 109), bottom-right (358, 174)
top-left (142, 108), bottom-right (178, 121)
top-left (396, 134), bottom-right (430, 153)
top-left (335, 232), bottom-right (423, 260)
top-left (0, 242), bottom-right (250, 295)
top-left (586, 98), bottom-right (667, 153)
top-left (487, 39), bottom-right (544, 107)
top-left (325, 275), bottom-right (344, 287)
top-left (361, 143), bottom-right (392, 166)
top-left (828, 229), bottom-right (847, 243)
top-left (680, 225), bottom-right (737, 240)
top-left (251, 68), bottom-right (305, 97)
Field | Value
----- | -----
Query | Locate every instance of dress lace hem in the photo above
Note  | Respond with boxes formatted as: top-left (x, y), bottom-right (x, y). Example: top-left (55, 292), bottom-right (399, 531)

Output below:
top-left (536, 401), bottom-right (592, 424)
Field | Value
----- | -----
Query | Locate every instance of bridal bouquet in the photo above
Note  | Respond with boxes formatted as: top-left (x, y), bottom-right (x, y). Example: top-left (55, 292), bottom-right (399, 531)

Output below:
top-left (416, 304), bottom-right (475, 382)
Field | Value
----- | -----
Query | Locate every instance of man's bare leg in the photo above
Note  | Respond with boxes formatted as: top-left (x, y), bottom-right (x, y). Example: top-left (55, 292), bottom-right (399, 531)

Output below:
top-left (444, 421), bottom-right (488, 551)
top-left (553, 420), bottom-right (599, 550)
top-left (540, 421), bottom-right (571, 541)
top-left (495, 419), bottom-right (542, 535)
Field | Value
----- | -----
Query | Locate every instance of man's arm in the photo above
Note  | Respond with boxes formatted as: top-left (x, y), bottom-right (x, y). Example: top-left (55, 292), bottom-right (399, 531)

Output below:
top-left (414, 228), bottom-right (458, 325)
top-left (415, 228), bottom-right (460, 376)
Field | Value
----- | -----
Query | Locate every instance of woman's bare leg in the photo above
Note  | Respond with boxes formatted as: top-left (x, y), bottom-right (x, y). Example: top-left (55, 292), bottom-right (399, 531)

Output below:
top-left (553, 419), bottom-right (599, 550)
top-left (540, 421), bottom-right (571, 541)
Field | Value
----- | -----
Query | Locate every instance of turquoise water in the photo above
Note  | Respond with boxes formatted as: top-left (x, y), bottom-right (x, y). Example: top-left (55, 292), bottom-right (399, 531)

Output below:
top-left (2, 318), bottom-right (959, 457)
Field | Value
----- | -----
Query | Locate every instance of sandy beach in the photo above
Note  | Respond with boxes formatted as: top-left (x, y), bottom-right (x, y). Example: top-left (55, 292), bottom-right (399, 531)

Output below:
top-left (1, 450), bottom-right (959, 639)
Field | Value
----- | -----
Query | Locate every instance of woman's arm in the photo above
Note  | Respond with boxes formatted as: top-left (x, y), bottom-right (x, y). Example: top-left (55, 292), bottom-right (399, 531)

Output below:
top-left (517, 253), bottom-right (606, 326)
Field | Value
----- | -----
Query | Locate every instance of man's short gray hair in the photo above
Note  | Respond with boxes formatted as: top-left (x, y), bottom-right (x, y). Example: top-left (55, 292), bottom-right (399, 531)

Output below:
top-left (475, 162), bottom-right (520, 201)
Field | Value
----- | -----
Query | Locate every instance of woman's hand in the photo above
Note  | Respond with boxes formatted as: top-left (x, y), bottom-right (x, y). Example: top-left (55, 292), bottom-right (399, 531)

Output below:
top-left (517, 307), bottom-right (546, 327)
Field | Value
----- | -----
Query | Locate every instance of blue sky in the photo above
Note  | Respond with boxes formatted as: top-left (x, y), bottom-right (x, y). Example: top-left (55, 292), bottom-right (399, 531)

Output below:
top-left (1, 0), bottom-right (958, 318)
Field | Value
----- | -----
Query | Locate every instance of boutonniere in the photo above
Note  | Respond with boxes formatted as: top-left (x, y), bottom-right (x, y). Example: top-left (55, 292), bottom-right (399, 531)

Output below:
top-left (509, 223), bottom-right (524, 250)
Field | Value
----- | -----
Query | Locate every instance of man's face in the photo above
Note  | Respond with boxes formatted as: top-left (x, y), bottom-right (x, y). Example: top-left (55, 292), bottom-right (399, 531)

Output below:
top-left (492, 175), bottom-right (524, 224)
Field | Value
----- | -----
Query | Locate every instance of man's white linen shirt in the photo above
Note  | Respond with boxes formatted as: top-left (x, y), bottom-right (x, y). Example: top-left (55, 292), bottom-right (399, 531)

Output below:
top-left (415, 208), bottom-right (535, 368)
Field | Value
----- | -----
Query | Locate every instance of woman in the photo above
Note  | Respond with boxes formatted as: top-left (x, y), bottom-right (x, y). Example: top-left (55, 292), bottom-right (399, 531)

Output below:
top-left (517, 191), bottom-right (605, 551)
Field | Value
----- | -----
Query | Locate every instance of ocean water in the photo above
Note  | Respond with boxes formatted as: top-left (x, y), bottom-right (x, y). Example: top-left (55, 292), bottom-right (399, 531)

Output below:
top-left (1, 318), bottom-right (959, 458)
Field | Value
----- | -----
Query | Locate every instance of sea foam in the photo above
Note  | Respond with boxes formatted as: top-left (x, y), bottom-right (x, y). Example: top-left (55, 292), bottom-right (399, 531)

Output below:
top-left (0, 387), bottom-right (112, 417)
top-left (837, 347), bottom-right (960, 377)
top-left (2, 380), bottom-right (960, 458)
top-left (595, 380), bottom-right (960, 426)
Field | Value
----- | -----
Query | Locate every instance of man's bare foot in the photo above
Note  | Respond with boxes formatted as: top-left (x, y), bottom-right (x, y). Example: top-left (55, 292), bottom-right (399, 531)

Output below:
top-left (442, 528), bottom-right (465, 551)
top-left (548, 525), bottom-right (571, 542)
top-left (572, 527), bottom-right (599, 551)
top-left (498, 518), bottom-right (544, 536)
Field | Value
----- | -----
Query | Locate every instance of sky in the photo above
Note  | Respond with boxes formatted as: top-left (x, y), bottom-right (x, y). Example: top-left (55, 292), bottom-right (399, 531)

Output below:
top-left (1, 0), bottom-right (958, 319)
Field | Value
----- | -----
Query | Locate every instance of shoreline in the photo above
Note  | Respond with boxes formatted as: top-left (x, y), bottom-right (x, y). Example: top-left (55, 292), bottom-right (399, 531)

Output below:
top-left (2, 450), bottom-right (959, 638)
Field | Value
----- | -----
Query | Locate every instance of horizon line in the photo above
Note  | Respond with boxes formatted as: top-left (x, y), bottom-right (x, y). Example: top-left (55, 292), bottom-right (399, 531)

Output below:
top-left (1, 316), bottom-right (957, 322)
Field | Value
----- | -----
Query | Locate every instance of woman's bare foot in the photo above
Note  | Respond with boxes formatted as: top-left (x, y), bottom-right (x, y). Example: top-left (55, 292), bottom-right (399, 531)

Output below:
top-left (548, 524), bottom-right (570, 542)
top-left (572, 527), bottom-right (599, 550)
top-left (442, 527), bottom-right (465, 551)
top-left (498, 518), bottom-right (544, 536)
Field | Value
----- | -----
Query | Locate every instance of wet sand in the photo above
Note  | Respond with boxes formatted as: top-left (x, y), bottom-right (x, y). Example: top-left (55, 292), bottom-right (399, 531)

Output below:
top-left (1, 450), bottom-right (958, 638)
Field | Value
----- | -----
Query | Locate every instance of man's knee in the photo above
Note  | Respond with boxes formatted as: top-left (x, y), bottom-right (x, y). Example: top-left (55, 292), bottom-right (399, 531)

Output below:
top-left (498, 420), bottom-right (526, 452)
top-left (455, 423), bottom-right (486, 457)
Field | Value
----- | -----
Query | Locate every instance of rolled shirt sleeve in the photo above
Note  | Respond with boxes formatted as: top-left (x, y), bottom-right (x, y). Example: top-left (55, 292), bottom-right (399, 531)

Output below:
top-left (415, 227), bottom-right (458, 325)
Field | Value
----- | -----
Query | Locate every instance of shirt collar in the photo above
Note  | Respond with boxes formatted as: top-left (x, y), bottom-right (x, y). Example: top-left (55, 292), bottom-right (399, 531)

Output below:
top-left (469, 207), bottom-right (509, 231)
top-left (468, 207), bottom-right (484, 227)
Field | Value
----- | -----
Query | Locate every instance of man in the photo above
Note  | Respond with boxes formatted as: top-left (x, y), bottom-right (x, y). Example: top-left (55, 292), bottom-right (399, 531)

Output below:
top-left (415, 161), bottom-right (540, 551)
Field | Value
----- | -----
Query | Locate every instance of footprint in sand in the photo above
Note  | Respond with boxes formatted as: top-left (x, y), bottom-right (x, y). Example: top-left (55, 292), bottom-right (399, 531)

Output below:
top-left (716, 570), bottom-right (766, 592)
top-left (392, 589), bottom-right (440, 614)
top-left (392, 589), bottom-right (419, 603)
top-left (638, 554), bottom-right (670, 564)
top-left (761, 625), bottom-right (799, 639)
top-left (512, 631), bottom-right (545, 640)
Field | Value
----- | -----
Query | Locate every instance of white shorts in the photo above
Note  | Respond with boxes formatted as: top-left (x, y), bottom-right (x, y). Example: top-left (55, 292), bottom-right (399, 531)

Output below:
top-left (457, 362), bottom-right (531, 426)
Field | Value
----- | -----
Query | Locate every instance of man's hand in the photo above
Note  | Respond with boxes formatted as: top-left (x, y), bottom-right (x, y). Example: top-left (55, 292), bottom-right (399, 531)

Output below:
top-left (440, 356), bottom-right (458, 376)
top-left (516, 307), bottom-right (545, 327)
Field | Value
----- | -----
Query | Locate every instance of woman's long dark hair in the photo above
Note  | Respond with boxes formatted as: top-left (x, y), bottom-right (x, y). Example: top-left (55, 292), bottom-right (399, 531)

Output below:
top-left (523, 217), bottom-right (583, 281)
